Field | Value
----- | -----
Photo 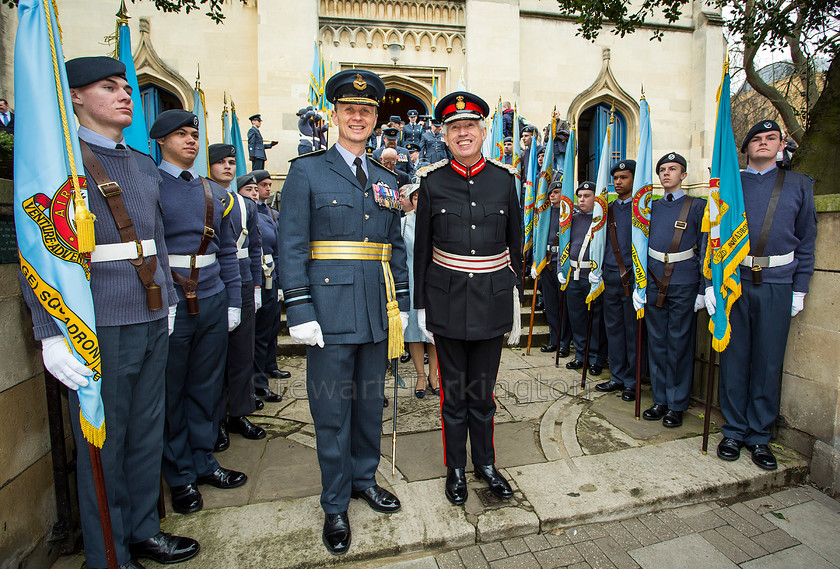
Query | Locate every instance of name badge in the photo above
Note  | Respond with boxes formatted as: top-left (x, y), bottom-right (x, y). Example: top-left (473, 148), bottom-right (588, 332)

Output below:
top-left (372, 182), bottom-right (400, 210)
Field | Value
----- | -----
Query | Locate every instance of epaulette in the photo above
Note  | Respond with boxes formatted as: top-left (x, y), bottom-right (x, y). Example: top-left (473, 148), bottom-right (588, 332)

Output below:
top-left (288, 148), bottom-right (327, 162)
top-left (485, 157), bottom-right (518, 175)
top-left (415, 159), bottom-right (448, 178)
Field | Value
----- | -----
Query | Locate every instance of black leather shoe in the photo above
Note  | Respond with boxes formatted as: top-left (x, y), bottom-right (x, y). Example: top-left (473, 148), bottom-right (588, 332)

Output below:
top-left (445, 467), bottom-right (468, 505)
top-left (269, 370), bottom-right (291, 379)
top-left (322, 511), bottom-right (351, 555)
top-left (254, 397), bottom-right (264, 411)
top-left (130, 531), bottom-right (200, 564)
top-left (214, 423), bottom-right (230, 452)
top-left (196, 467), bottom-right (247, 489)
top-left (170, 483), bottom-right (202, 514)
top-left (540, 344), bottom-right (557, 353)
top-left (588, 365), bottom-right (603, 376)
top-left (643, 404), bottom-right (668, 421)
top-left (351, 484), bottom-right (401, 513)
top-left (746, 444), bottom-right (778, 470)
top-left (255, 387), bottom-right (283, 403)
top-left (228, 416), bottom-right (266, 440)
top-left (475, 464), bottom-right (513, 499)
top-left (663, 410), bottom-right (683, 427)
top-left (399, 352), bottom-right (411, 363)
top-left (535, 300), bottom-right (544, 311)
top-left (558, 346), bottom-right (571, 358)
top-left (596, 379), bottom-right (622, 392)
top-left (716, 437), bottom-right (743, 461)
top-left (566, 360), bottom-right (584, 370)
top-left (621, 388), bottom-right (636, 401)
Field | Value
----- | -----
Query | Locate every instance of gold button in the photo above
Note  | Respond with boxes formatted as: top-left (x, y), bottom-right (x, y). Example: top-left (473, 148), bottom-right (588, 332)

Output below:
top-left (365, 192), bottom-right (369, 197)
top-left (363, 237), bottom-right (369, 242)
top-left (365, 214), bottom-right (370, 220)
top-left (469, 180), bottom-right (474, 185)
top-left (324, 278), bottom-right (330, 283)
top-left (468, 273), bottom-right (474, 278)
top-left (471, 250), bottom-right (475, 254)
top-left (332, 199), bottom-right (338, 204)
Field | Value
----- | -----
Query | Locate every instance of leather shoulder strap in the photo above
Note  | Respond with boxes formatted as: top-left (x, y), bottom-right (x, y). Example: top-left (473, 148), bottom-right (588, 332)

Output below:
top-left (652, 196), bottom-right (694, 307)
top-left (608, 204), bottom-right (631, 296)
top-left (752, 169), bottom-right (786, 258)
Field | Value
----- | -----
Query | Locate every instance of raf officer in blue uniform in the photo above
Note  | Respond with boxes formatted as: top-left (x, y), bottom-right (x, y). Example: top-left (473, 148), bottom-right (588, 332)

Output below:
top-left (401, 109), bottom-right (424, 147)
top-left (277, 69), bottom-right (410, 555)
top-left (643, 153), bottom-right (707, 427)
top-left (414, 91), bottom-right (523, 506)
top-left (151, 110), bottom-right (247, 516)
top-left (715, 120), bottom-right (816, 470)
top-left (373, 126), bottom-right (413, 177)
top-left (247, 113), bottom-right (277, 170)
top-left (594, 160), bottom-right (646, 401)
top-left (420, 119), bottom-right (449, 165)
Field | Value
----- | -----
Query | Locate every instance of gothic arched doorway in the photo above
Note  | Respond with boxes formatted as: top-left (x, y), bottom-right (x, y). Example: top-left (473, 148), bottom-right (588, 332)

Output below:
top-left (577, 103), bottom-right (627, 194)
top-left (140, 85), bottom-right (183, 163)
top-left (379, 89), bottom-right (428, 128)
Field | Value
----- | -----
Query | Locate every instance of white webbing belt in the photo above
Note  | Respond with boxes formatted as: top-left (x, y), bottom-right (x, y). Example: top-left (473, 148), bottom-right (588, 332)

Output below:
top-left (234, 192), bottom-right (249, 259)
top-left (648, 247), bottom-right (696, 263)
top-left (740, 251), bottom-right (794, 269)
top-left (90, 239), bottom-right (157, 263)
top-left (168, 253), bottom-right (217, 269)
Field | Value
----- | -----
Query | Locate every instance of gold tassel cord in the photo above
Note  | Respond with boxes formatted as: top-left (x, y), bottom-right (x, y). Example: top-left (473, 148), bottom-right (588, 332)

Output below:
top-left (44, 0), bottom-right (95, 253)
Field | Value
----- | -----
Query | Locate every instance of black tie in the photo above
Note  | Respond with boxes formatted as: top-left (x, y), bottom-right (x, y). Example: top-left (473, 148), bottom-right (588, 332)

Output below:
top-left (353, 157), bottom-right (367, 188)
top-left (115, 143), bottom-right (125, 150)
top-left (180, 171), bottom-right (192, 182)
top-left (666, 194), bottom-right (674, 202)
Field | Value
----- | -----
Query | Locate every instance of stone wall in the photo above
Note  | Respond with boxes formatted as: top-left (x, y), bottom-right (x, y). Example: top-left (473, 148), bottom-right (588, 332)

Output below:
top-left (0, 178), bottom-right (73, 569)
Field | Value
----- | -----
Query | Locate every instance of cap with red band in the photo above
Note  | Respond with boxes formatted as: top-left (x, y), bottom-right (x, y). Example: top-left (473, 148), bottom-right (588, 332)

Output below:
top-left (434, 90), bottom-right (490, 124)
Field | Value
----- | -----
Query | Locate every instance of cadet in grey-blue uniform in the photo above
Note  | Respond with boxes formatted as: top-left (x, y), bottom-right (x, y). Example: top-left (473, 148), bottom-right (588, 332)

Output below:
top-left (595, 160), bottom-right (646, 401)
top-left (643, 153), bottom-right (707, 428)
top-left (22, 57), bottom-right (199, 569)
top-left (420, 120), bottom-right (449, 165)
top-left (401, 109), bottom-right (424, 147)
top-left (207, 146), bottom-right (265, 450)
top-left (373, 126), bottom-right (413, 177)
top-left (247, 113), bottom-right (277, 170)
top-left (561, 182), bottom-right (606, 372)
top-left (277, 69), bottom-right (410, 555)
top-left (716, 120), bottom-right (816, 470)
top-left (152, 110), bottom-right (247, 516)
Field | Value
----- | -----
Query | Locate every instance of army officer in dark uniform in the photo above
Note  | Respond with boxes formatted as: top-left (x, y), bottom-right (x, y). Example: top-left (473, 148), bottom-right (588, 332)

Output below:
top-left (277, 69), bottom-right (410, 555)
top-left (414, 91), bottom-right (523, 506)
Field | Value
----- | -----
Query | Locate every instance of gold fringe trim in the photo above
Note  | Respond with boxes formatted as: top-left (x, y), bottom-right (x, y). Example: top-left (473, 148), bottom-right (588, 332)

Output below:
top-left (79, 410), bottom-right (106, 448)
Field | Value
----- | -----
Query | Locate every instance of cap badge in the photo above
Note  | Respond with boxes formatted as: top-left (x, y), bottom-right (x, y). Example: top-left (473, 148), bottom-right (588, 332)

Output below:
top-left (455, 95), bottom-right (466, 110)
top-left (668, 153), bottom-right (675, 160)
top-left (763, 121), bottom-right (772, 128)
top-left (192, 117), bottom-right (199, 127)
top-left (231, 148), bottom-right (236, 155)
top-left (354, 74), bottom-right (367, 91)
top-left (619, 162), bottom-right (625, 169)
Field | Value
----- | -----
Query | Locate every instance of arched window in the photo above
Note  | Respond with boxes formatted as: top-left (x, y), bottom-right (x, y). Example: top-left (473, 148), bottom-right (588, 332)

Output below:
top-left (578, 103), bottom-right (626, 194)
top-left (140, 85), bottom-right (183, 164)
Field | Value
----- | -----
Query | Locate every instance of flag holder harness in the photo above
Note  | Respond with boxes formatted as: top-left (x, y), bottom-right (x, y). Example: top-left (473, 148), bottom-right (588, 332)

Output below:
top-left (649, 196), bottom-right (695, 307)
top-left (169, 178), bottom-right (215, 314)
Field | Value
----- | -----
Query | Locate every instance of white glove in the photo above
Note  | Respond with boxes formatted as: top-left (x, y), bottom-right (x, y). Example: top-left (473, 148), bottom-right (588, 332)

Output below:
top-left (417, 308), bottom-right (434, 344)
top-left (557, 271), bottom-right (566, 286)
top-left (254, 287), bottom-right (262, 312)
top-left (694, 293), bottom-right (705, 312)
top-left (289, 320), bottom-right (325, 347)
top-left (228, 307), bottom-right (241, 331)
top-left (530, 266), bottom-right (538, 280)
top-left (400, 311), bottom-right (409, 333)
top-left (168, 305), bottom-right (177, 336)
top-left (588, 271), bottom-right (601, 287)
top-left (632, 288), bottom-right (645, 312)
top-left (791, 291), bottom-right (805, 317)
top-left (277, 288), bottom-right (281, 302)
top-left (41, 335), bottom-right (94, 391)
top-left (704, 286), bottom-right (716, 316)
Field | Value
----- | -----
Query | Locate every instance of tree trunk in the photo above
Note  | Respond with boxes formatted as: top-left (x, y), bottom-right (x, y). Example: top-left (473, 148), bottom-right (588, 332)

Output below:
top-left (793, 54), bottom-right (840, 196)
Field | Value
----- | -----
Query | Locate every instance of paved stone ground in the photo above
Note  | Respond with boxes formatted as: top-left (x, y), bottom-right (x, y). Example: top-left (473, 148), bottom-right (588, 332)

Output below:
top-left (52, 346), bottom-right (829, 569)
top-left (363, 484), bottom-right (840, 569)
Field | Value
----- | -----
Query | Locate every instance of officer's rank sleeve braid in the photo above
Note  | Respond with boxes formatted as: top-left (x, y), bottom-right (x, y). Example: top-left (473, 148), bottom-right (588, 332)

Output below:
top-left (486, 157), bottom-right (518, 175)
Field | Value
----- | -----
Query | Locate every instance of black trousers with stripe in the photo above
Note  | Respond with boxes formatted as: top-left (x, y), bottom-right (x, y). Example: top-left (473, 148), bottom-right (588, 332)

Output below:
top-left (435, 334), bottom-right (504, 469)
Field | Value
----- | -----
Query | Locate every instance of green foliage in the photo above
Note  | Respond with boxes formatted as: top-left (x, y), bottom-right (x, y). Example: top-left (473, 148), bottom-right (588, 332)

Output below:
top-left (1, 0), bottom-right (247, 23)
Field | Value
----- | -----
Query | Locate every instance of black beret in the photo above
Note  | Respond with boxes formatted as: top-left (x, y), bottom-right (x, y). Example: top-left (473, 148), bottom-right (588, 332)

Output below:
top-left (741, 120), bottom-right (782, 153)
top-left (610, 159), bottom-right (636, 176)
top-left (249, 114), bottom-right (261, 121)
top-left (656, 152), bottom-right (687, 172)
top-left (252, 169), bottom-right (271, 183)
top-left (576, 181), bottom-right (596, 194)
top-left (236, 174), bottom-right (257, 191)
top-left (325, 69), bottom-right (385, 107)
top-left (405, 143), bottom-right (420, 152)
top-left (65, 56), bottom-right (126, 88)
top-left (522, 125), bottom-right (537, 134)
top-left (149, 110), bottom-right (199, 139)
top-left (434, 91), bottom-right (489, 124)
top-left (382, 127), bottom-right (399, 140)
top-left (407, 110), bottom-right (418, 117)
top-left (209, 143), bottom-right (236, 165)
top-left (503, 136), bottom-right (513, 143)
top-left (536, 144), bottom-right (546, 156)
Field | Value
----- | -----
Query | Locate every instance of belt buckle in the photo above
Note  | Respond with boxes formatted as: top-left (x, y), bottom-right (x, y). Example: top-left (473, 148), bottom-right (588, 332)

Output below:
top-left (663, 252), bottom-right (669, 263)
top-left (674, 220), bottom-right (687, 230)
top-left (134, 240), bottom-right (143, 259)
top-left (203, 226), bottom-right (215, 239)
top-left (190, 255), bottom-right (197, 270)
top-left (751, 262), bottom-right (762, 272)
top-left (98, 181), bottom-right (122, 197)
